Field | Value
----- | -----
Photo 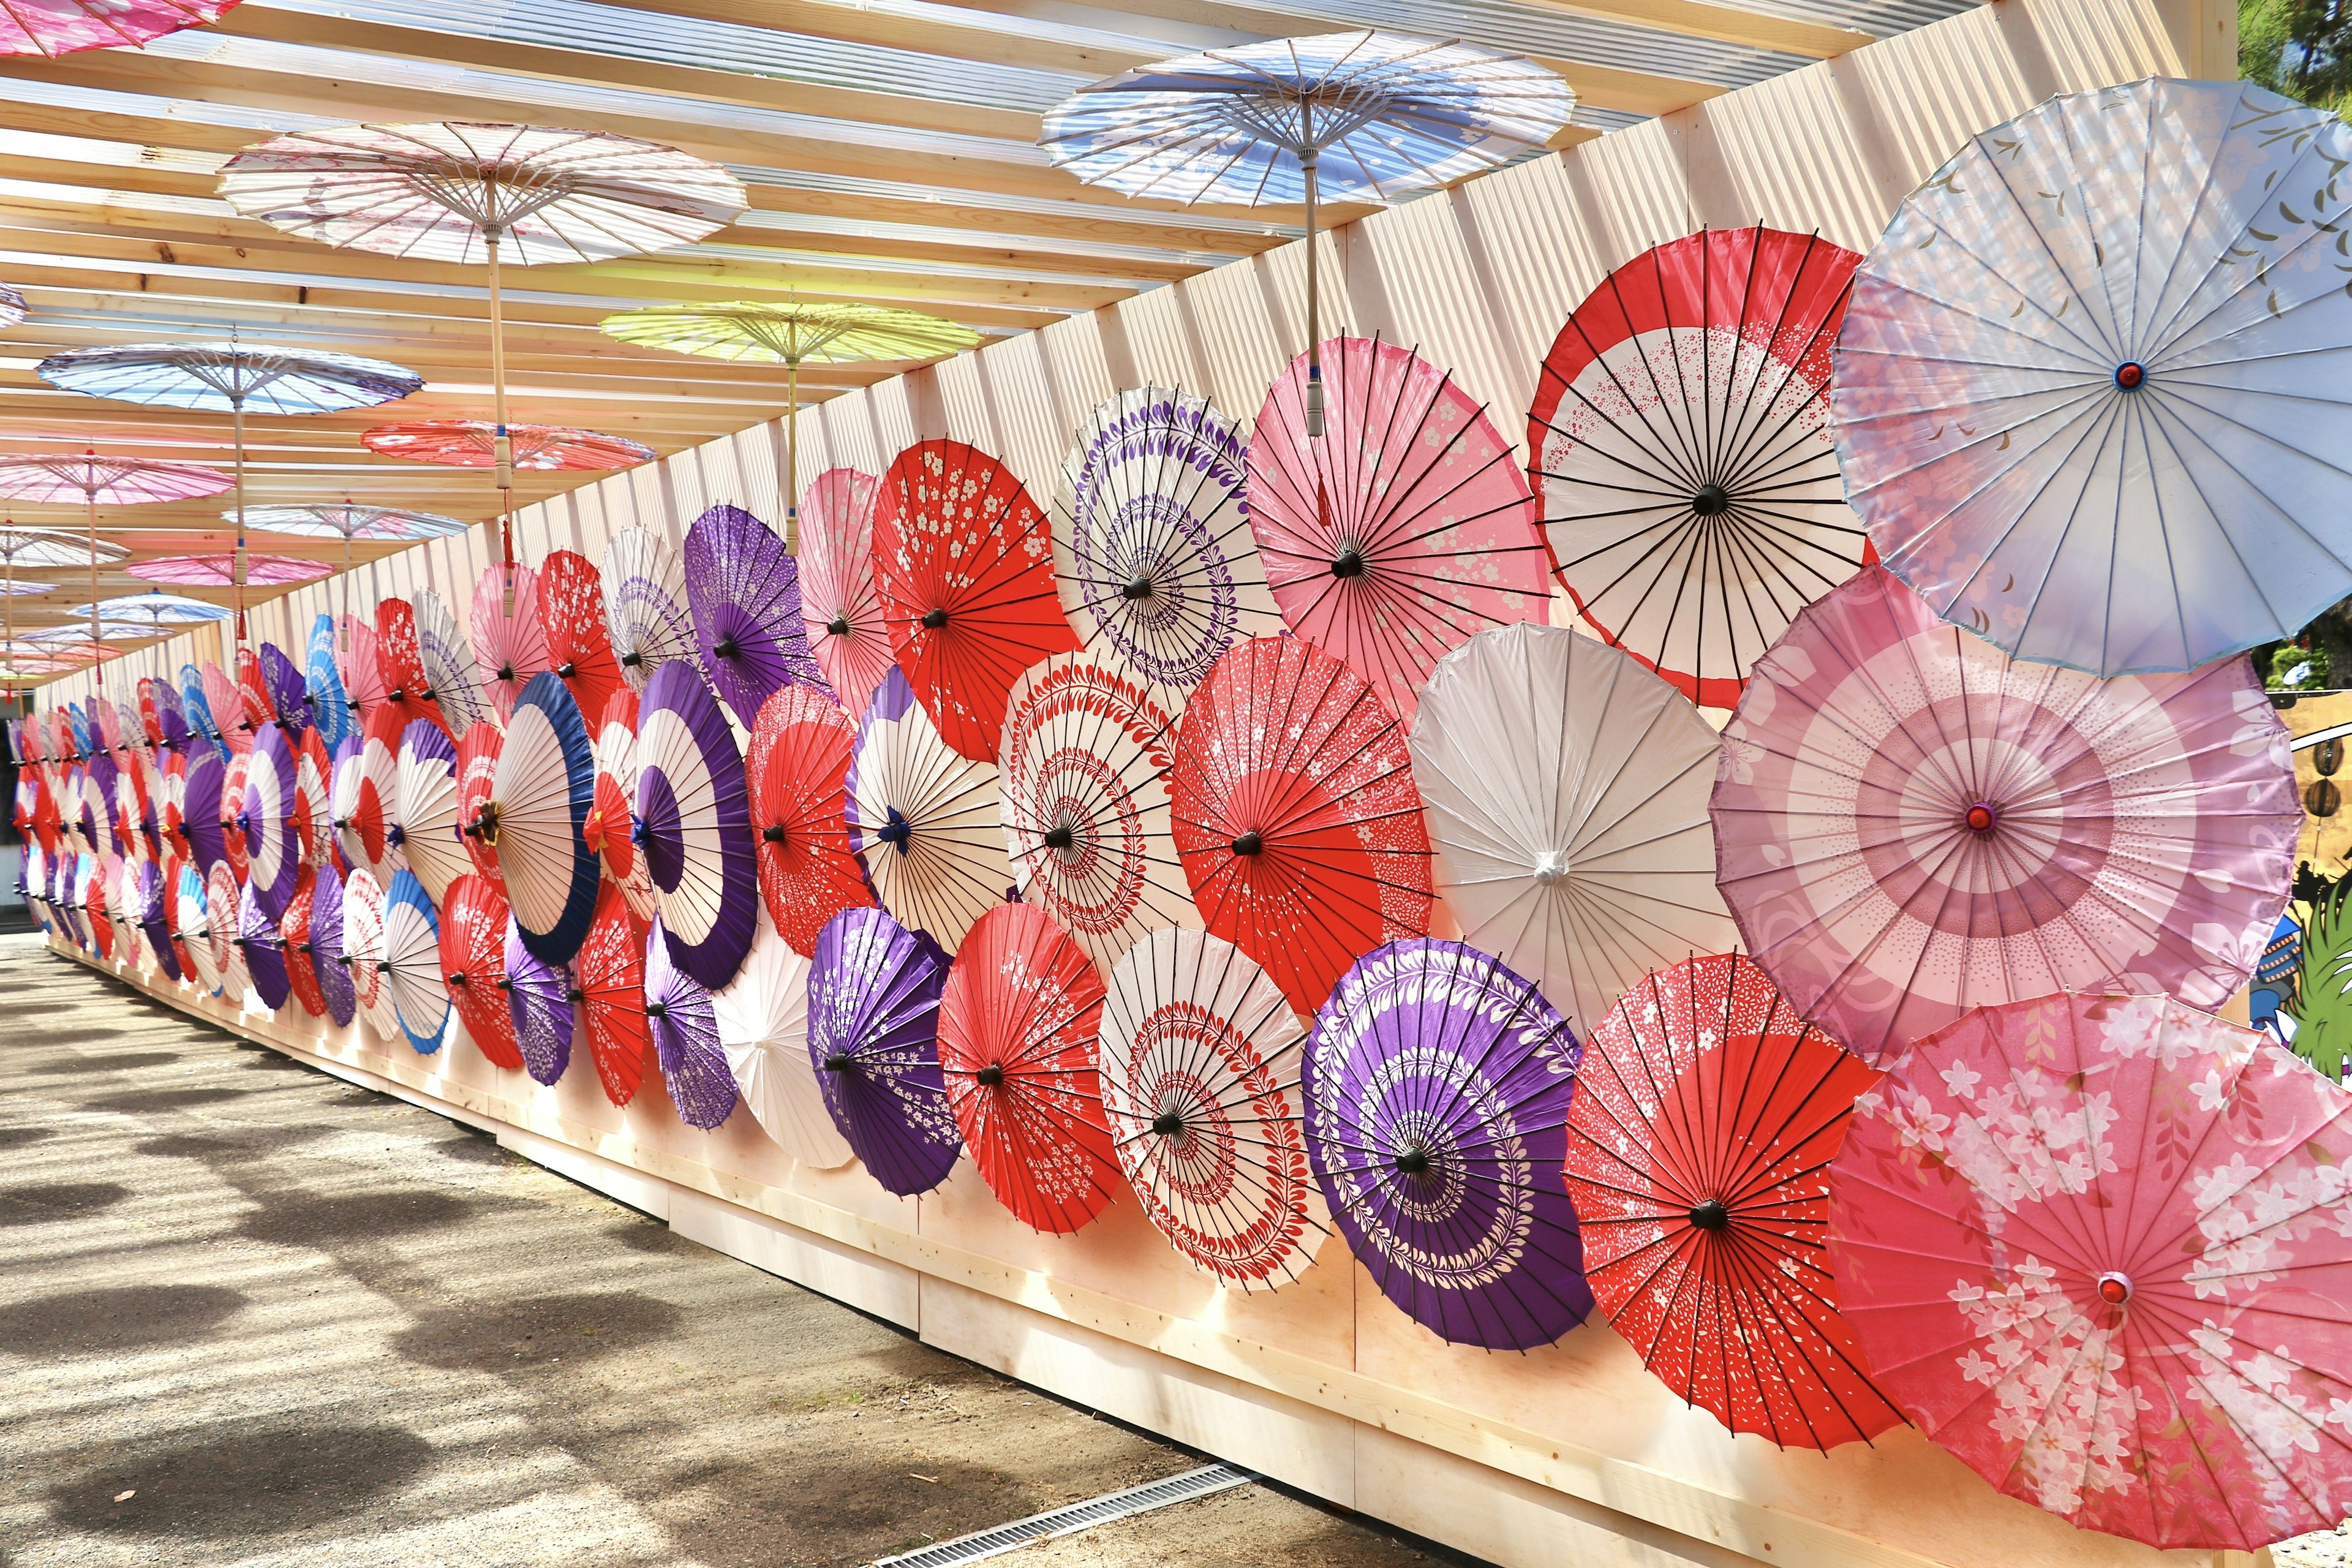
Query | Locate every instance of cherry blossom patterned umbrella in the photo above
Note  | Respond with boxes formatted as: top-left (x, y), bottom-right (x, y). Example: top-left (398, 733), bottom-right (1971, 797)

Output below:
top-left (238, 724), bottom-right (300, 922)
top-left (999, 654), bottom-right (1191, 979)
top-left (713, 905), bottom-right (853, 1167)
top-left (491, 672), bottom-right (599, 965)
top-left (306, 614), bottom-right (355, 752)
top-left (682, 503), bottom-right (830, 727)
top-left (343, 867), bottom-right (399, 1042)
top-left (796, 470), bottom-right (892, 723)
top-left (393, 717), bottom-right (467, 903)
top-left (600, 526), bottom-right (696, 694)
top-left (538, 548), bottom-right (625, 725)
top-left (1830, 993), bottom-right (2352, 1549)
top-left (412, 586), bottom-right (488, 736)
top-left (505, 916), bottom-right (577, 1087)
top-left (1052, 386), bottom-right (1280, 694)
top-left (1564, 954), bottom-right (1900, 1449)
top-left (470, 562), bottom-right (550, 721)
top-left (808, 907), bottom-right (960, 1196)
top-left (440, 874), bottom-right (522, 1070)
top-left (847, 668), bottom-right (1010, 953)
top-left (1411, 622), bottom-right (1734, 1031)
top-left (644, 919), bottom-right (741, 1129)
top-left (747, 684), bottom-right (871, 956)
top-left (577, 883), bottom-right (654, 1105)
top-left (1170, 635), bottom-right (1432, 1016)
top-left (236, 649), bottom-right (275, 742)
top-left (209, 861), bottom-right (248, 1005)
top-left (280, 867), bottom-right (326, 1020)
top-left (1250, 336), bottom-right (1549, 720)
top-left (236, 877), bottom-right (291, 1011)
top-left (311, 865), bottom-right (356, 1028)
top-left (1713, 565), bottom-right (2299, 1061)
top-left (938, 902), bottom-right (1119, 1234)
top-left (454, 721), bottom-right (505, 890)
top-left (585, 690), bottom-right (657, 922)
top-left (373, 598), bottom-right (450, 740)
top-left (873, 441), bottom-right (1082, 761)
top-left (294, 728), bottom-right (333, 870)
top-left (635, 660), bottom-right (756, 989)
top-left (1528, 227), bottom-right (1869, 709)
top-left (1098, 925), bottom-right (1324, 1289)
top-left (0, 0), bottom-right (240, 58)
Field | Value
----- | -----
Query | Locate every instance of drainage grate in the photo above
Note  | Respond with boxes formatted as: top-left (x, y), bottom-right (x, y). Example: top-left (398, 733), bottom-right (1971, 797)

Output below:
top-left (870, 1463), bottom-right (1257, 1567)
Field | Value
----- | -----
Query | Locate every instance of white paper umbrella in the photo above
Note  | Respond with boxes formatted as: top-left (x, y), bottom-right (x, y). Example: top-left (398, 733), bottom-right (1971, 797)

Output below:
top-left (393, 719), bottom-right (468, 903)
top-left (208, 861), bottom-right (249, 1006)
top-left (382, 869), bottom-right (450, 1053)
top-left (846, 668), bottom-right (1012, 953)
top-left (412, 586), bottom-right (489, 735)
top-left (592, 695), bottom-right (658, 922)
top-left (713, 903), bottom-right (855, 1168)
top-left (334, 720), bottom-right (404, 887)
top-left (343, 867), bottom-right (400, 1043)
top-left (601, 525), bottom-right (696, 692)
top-left (999, 654), bottom-right (1194, 978)
top-left (1409, 622), bottom-right (1733, 1030)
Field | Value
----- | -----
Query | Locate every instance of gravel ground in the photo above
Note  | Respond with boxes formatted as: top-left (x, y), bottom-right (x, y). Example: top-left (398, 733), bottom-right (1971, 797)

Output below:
top-left (0, 940), bottom-right (1460, 1568)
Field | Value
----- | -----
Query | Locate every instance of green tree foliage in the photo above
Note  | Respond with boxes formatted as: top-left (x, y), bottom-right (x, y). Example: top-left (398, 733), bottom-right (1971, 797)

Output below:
top-left (2289, 876), bottom-right (2352, 1079)
top-left (2244, 0), bottom-right (2352, 115)
top-left (2270, 642), bottom-right (2334, 690)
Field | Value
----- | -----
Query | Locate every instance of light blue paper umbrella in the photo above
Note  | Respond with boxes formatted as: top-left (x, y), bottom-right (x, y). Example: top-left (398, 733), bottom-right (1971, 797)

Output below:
top-left (179, 662), bottom-right (228, 764)
top-left (383, 869), bottom-right (448, 1054)
top-left (306, 613), bottom-right (355, 750)
top-left (1041, 32), bottom-right (1571, 432)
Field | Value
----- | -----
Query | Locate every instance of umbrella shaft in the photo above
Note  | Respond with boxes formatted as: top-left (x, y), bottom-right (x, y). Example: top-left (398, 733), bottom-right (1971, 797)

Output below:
top-left (486, 230), bottom-right (514, 560)
top-left (1303, 151), bottom-right (1323, 439)
top-left (783, 357), bottom-right (798, 552)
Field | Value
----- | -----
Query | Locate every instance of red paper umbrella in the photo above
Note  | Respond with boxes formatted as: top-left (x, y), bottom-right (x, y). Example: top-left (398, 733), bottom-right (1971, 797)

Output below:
top-left (280, 866), bottom-right (326, 1019)
top-left (0, 0), bottom-right (240, 58)
top-left (1564, 954), bottom-right (1902, 1450)
top-left (362, 420), bottom-right (654, 471)
top-left (234, 650), bottom-right (272, 745)
top-left (440, 873), bottom-right (523, 1070)
top-left (373, 598), bottom-right (450, 739)
top-left (538, 548), bottom-right (625, 723)
top-left (218, 752), bottom-right (251, 881)
top-left (1169, 636), bottom-right (1433, 1014)
top-left (470, 562), bottom-right (551, 720)
top-left (576, 881), bottom-right (654, 1106)
top-left (294, 727), bottom-right (333, 869)
top-left (938, 902), bottom-right (1118, 1234)
top-left (454, 721), bottom-right (505, 890)
top-left (747, 684), bottom-right (872, 956)
top-left (584, 688), bottom-right (656, 922)
top-left (872, 439), bottom-right (1081, 761)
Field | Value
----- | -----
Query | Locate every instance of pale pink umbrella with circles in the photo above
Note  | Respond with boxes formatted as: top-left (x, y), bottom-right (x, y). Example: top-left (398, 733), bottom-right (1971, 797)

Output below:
top-left (0, 453), bottom-right (230, 659)
top-left (128, 554), bottom-right (331, 588)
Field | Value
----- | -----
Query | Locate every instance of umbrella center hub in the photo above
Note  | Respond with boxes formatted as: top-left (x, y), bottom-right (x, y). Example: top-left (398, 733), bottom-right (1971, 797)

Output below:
top-left (826, 616), bottom-right (850, 637)
top-left (556, 662), bottom-right (575, 679)
top-left (1963, 801), bottom-right (1999, 834)
top-left (620, 649), bottom-right (643, 666)
top-left (1532, 848), bottom-right (1572, 886)
top-left (823, 1052), bottom-right (853, 1072)
top-left (385, 823), bottom-right (405, 846)
top-left (1393, 1146), bottom-right (1431, 1176)
top-left (878, 808), bottom-right (914, 853)
top-left (499, 665), bottom-right (514, 682)
top-left (921, 607), bottom-right (948, 630)
top-left (2114, 361), bottom-right (2145, 390)
top-left (714, 636), bottom-right (737, 660)
top-left (1692, 483), bottom-right (1732, 518)
top-left (447, 971), bottom-right (468, 986)
top-left (762, 823), bottom-right (788, 844)
top-left (1042, 824), bottom-right (1076, 851)
top-left (1689, 1198), bottom-right (1731, 1232)
top-left (1230, 829), bottom-right (1263, 858)
top-left (1330, 548), bottom-right (1366, 579)
top-left (1121, 574), bottom-right (1156, 601)
top-left (2097, 1270), bottom-right (2133, 1305)
top-left (1152, 1112), bottom-right (1184, 1137)
top-left (644, 1000), bottom-right (668, 1019)
top-left (470, 801), bottom-right (502, 845)
top-left (567, 987), bottom-right (586, 1004)
top-left (976, 1063), bottom-right (1005, 1087)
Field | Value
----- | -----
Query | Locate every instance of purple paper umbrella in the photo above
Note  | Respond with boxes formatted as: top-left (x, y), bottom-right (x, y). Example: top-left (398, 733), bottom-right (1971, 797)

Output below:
top-left (149, 680), bottom-right (192, 755)
top-left (241, 725), bottom-right (301, 923)
top-left (257, 642), bottom-right (311, 737)
top-left (310, 865), bottom-right (356, 1028)
top-left (137, 858), bottom-right (181, 984)
top-left (644, 916), bottom-right (741, 1129)
top-left (183, 749), bottom-right (227, 876)
top-left (504, 913), bottom-right (576, 1086)
top-left (680, 502), bottom-right (832, 726)
top-left (807, 906), bottom-right (960, 1196)
top-left (238, 884), bottom-right (292, 1011)
top-left (84, 752), bottom-right (121, 855)
top-left (635, 659), bottom-right (756, 990)
top-left (1302, 939), bottom-right (1593, 1351)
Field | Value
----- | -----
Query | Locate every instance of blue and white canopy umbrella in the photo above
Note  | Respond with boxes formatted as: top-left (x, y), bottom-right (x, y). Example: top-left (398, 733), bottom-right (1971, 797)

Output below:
top-left (382, 869), bottom-right (449, 1054)
top-left (491, 672), bottom-right (600, 965)
top-left (1041, 32), bottom-right (1572, 433)
top-left (305, 613), bottom-right (355, 750)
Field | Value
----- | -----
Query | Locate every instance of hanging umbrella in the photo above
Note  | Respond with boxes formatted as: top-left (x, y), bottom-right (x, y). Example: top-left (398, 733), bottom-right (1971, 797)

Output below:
top-left (634, 661), bottom-right (756, 988)
top-left (129, 554), bottom-right (330, 588)
top-left (600, 525), bottom-right (696, 694)
top-left (937, 902), bottom-right (1118, 1234)
top-left (236, 879), bottom-right (291, 1011)
top-left (381, 870), bottom-right (447, 1054)
top-left (0, 0), bottom-right (239, 59)
top-left (1713, 565), bottom-right (2300, 1061)
top-left (239, 725), bottom-right (300, 922)
top-left (208, 861), bottom-right (248, 1004)
top-left (505, 916), bottom-right (577, 1087)
top-left (747, 684), bottom-right (872, 956)
top-left (682, 503), bottom-right (831, 726)
top-left (586, 690), bottom-right (657, 922)
top-left (0, 527), bottom-right (124, 686)
top-left (1170, 635), bottom-right (1432, 1016)
top-left (1052, 386), bottom-right (1281, 693)
top-left (374, 598), bottom-right (451, 740)
top-left (304, 614), bottom-right (355, 752)
top-left (1833, 78), bottom-right (2352, 677)
top-left (280, 867), bottom-right (327, 1020)
top-left (1530, 227), bottom-right (1869, 709)
top-left (577, 883), bottom-right (654, 1105)
top-left (440, 873), bottom-right (523, 1071)
top-left (846, 668), bottom-right (1011, 953)
top-left (1042, 32), bottom-right (1571, 437)
top-left (246, 503), bottom-right (466, 646)
top-left (1410, 622), bottom-right (1734, 1031)
top-left (311, 866), bottom-right (356, 1028)
top-left (393, 717), bottom-right (467, 903)
top-left (1564, 954), bottom-right (1900, 1449)
top-left (644, 919), bottom-right (741, 1129)
top-left (1098, 925), bottom-right (1325, 1287)
top-left (333, 712), bottom-right (404, 888)
top-left (796, 470), bottom-right (891, 722)
top-left (492, 671), bottom-right (599, 965)
top-left (538, 548), bottom-right (625, 724)
top-left (1000, 654), bottom-right (1193, 979)
top-left (807, 907), bottom-right (960, 1196)
top-left (362, 418), bottom-right (651, 472)
top-left (1303, 938), bottom-right (1591, 1348)
top-left (713, 905), bottom-right (854, 1167)
top-left (0, 454), bottom-right (231, 658)
top-left (1828, 992), bottom-right (2352, 1548)
top-left (873, 440), bottom-right (1081, 761)
top-left (337, 616), bottom-right (386, 731)
top-left (599, 302), bottom-right (978, 548)
top-left (412, 586), bottom-right (489, 736)
top-left (1250, 334), bottom-right (1549, 720)
top-left (454, 720), bottom-right (506, 890)
top-left (470, 562), bottom-right (550, 720)
top-left (256, 643), bottom-right (309, 737)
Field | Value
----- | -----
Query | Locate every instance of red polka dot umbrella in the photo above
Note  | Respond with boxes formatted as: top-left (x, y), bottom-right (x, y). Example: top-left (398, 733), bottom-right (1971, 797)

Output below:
top-left (373, 598), bottom-right (451, 740)
top-left (470, 561), bottom-right (550, 722)
top-left (1169, 635), bottom-right (1432, 1015)
top-left (578, 881), bottom-right (654, 1106)
top-left (454, 720), bottom-right (505, 891)
top-left (872, 440), bottom-right (1081, 761)
top-left (584, 688), bottom-right (657, 922)
top-left (747, 683), bottom-right (872, 957)
top-left (1564, 954), bottom-right (1901, 1449)
top-left (440, 873), bottom-right (522, 1071)
top-left (797, 467), bottom-right (892, 722)
top-left (538, 547), bottom-right (626, 725)
top-left (938, 902), bottom-right (1119, 1234)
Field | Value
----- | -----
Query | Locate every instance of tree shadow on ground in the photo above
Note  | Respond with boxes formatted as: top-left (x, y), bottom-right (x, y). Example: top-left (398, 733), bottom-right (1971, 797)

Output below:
top-left (46, 1420), bottom-right (438, 1539)
top-left (0, 1182), bottom-right (128, 1224)
top-left (0, 1284), bottom-right (247, 1356)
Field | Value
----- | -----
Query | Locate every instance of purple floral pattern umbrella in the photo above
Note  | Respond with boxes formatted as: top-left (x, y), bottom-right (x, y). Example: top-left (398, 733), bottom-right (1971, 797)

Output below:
top-left (148, 679), bottom-right (192, 755)
top-left (241, 725), bottom-right (301, 923)
top-left (238, 883), bottom-right (292, 1011)
top-left (311, 865), bottom-right (356, 1028)
top-left (258, 641), bottom-right (309, 736)
top-left (182, 749), bottom-right (227, 877)
top-left (1303, 938), bottom-right (1593, 1349)
top-left (634, 660), bottom-right (756, 990)
top-left (645, 916), bottom-right (742, 1129)
top-left (807, 906), bottom-right (960, 1196)
top-left (681, 503), bottom-right (832, 726)
top-left (137, 858), bottom-right (181, 984)
top-left (505, 914), bottom-right (576, 1087)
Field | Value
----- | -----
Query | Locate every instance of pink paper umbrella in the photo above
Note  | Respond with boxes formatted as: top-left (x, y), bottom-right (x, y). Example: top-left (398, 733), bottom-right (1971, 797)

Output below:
top-left (470, 561), bottom-right (551, 720)
top-left (1712, 565), bottom-right (2300, 1062)
top-left (0, 0), bottom-right (238, 56)
top-left (1248, 335), bottom-right (1550, 719)
top-left (797, 468), bottom-right (893, 723)
top-left (1830, 994), bottom-right (2352, 1550)
top-left (362, 420), bottom-right (652, 472)
top-left (127, 554), bottom-right (330, 587)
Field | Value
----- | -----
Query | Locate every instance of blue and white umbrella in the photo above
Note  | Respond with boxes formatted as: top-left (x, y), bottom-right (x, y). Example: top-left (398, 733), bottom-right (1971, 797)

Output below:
top-left (492, 671), bottom-right (600, 965)
top-left (383, 868), bottom-right (448, 1054)
top-left (306, 613), bottom-right (355, 751)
